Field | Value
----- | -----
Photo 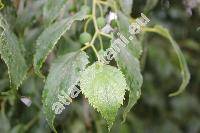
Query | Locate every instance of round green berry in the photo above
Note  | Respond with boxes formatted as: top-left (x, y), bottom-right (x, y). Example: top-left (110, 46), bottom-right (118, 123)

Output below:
top-left (79, 32), bottom-right (92, 44)
top-left (97, 17), bottom-right (106, 29)
top-left (81, 5), bottom-right (91, 14)
top-left (69, 4), bottom-right (76, 12)
top-left (110, 20), bottom-right (118, 28)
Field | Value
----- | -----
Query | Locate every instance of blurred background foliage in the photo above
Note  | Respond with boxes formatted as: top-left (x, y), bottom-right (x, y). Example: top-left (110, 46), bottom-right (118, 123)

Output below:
top-left (0, 0), bottom-right (200, 133)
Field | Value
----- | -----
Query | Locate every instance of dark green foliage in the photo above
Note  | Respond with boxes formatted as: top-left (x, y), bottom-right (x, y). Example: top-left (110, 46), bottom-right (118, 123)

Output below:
top-left (0, 0), bottom-right (199, 133)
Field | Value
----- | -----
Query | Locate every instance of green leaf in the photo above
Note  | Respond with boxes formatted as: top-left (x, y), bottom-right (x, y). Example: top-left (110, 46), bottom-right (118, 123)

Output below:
top-left (34, 7), bottom-right (88, 76)
top-left (43, 0), bottom-right (66, 24)
top-left (116, 43), bottom-right (143, 123)
top-left (0, 15), bottom-right (27, 89)
top-left (111, 11), bottom-right (143, 122)
top-left (118, 0), bottom-right (133, 15)
top-left (117, 11), bottom-right (143, 59)
top-left (80, 62), bottom-right (128, 130)
top-left (42, 51), bottom-right (89, 132)
top-left (143, 0), bottom-right (158, 13)
top-left (144, 25), bottom-right (190, 96)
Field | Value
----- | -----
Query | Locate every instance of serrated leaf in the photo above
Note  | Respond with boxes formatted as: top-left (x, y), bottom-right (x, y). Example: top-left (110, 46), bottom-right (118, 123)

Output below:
top-left (116, 44), bottom-right (143, 123)
top-left (34, 7), bottom-right (88, 76)
top-left (43, 0), bottom-right (66, 24)
top-left (144, 25), bottom-right (190, 96)
top-left (118, 0), bottom-right (133, 15)
top-left (42, 51), bottom-right (89, 131)
top-left (80, 62), bottom-right (128, 129)
top-left (117, 11), bottom-right (143, 59)
top-left (0, 15), bottom-right (27, 89)
top-left (112, 12), bottom-right (144, 122)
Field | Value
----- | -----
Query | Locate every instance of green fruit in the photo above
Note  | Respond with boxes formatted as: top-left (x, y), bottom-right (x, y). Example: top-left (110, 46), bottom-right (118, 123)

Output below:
top-left (110, 20), bottom-right (118, 28)
top-left (79, 32), bottom-right (92, 44)
top-left (69, 4), bottom-right (76, 12)
top-left (97, 17), bottom-right (106, 29)
top-left (81, 5), bottom-right (91, 14)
